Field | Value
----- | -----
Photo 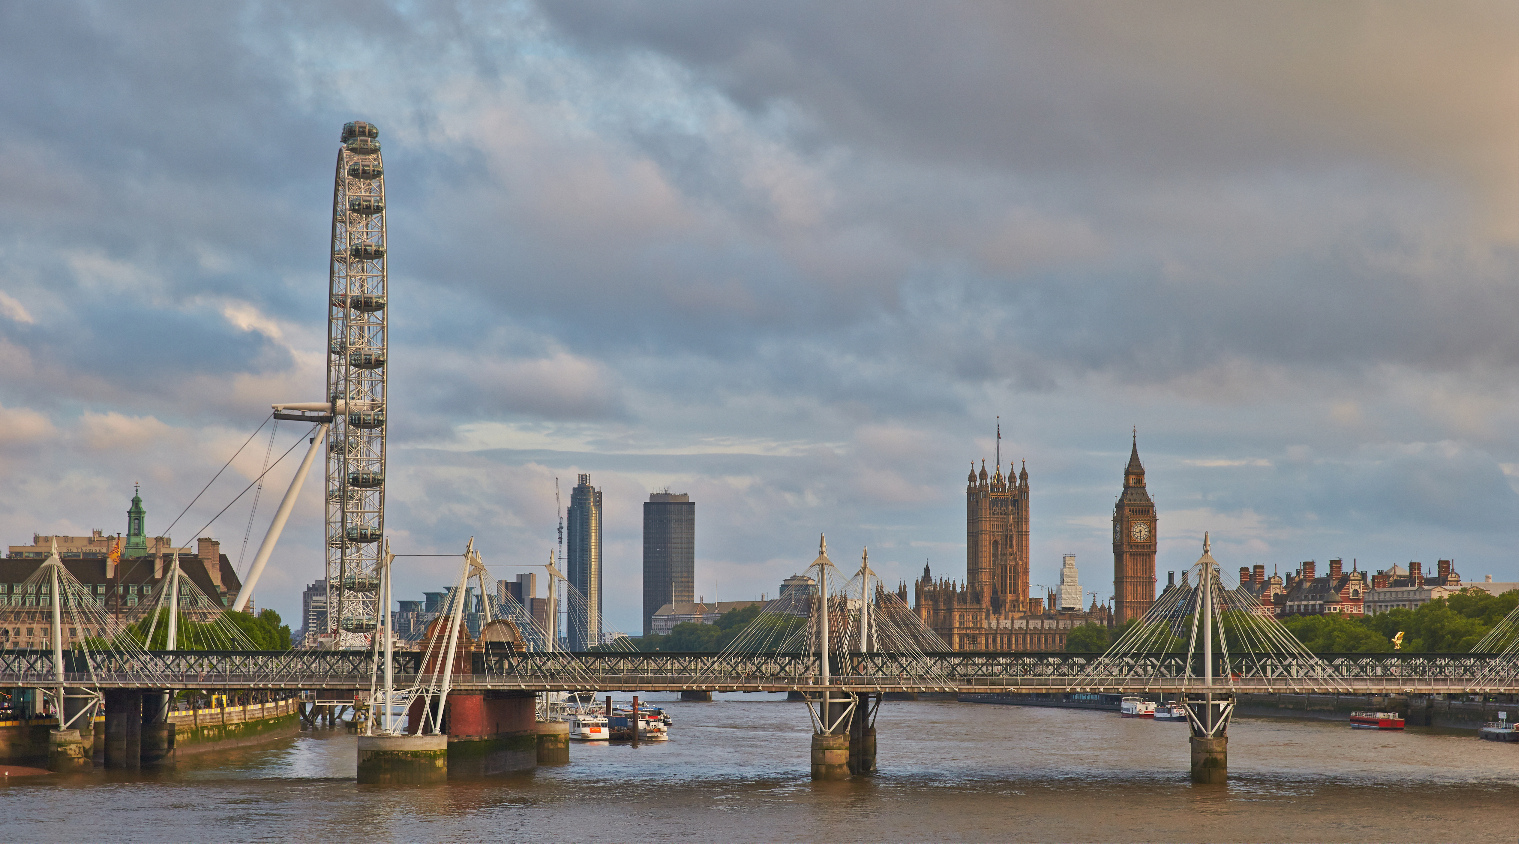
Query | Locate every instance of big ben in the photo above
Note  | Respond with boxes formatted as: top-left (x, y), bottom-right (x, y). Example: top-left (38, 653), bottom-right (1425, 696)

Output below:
top-left (1113, 432), bottom-right (1157, 624)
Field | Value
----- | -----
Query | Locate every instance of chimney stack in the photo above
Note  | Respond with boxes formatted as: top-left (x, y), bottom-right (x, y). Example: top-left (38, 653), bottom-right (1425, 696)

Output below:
top-left (1253, 564), bottom-right (1266, 584)
top-left (1302, 561), bottom-right (1316, 581)
top-left (1409, 561), bottom-right (1423, 583)
top-left (1329, 558), bottom-right (1343, 578)
top-left (1239, 567), bottom-right (1251, 585)
top-left (1437, 559), bottom-right (1452, 580)
top-left (197, 537), bottom-right (224, 593)
top-left (1168, 571), bottom-right (1176, 588)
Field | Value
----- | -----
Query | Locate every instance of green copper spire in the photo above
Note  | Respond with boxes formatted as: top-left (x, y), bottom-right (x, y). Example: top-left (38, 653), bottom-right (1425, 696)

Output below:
top-left (125, 483), bottom-right (148, 556)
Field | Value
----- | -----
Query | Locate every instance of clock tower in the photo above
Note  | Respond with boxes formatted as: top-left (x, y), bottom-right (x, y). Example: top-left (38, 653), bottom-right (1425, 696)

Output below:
top-left (1112, 432), bottom-right (1156, 625)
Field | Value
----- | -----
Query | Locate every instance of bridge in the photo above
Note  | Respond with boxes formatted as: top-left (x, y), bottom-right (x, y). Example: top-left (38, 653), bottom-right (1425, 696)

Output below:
top-left (8, 533), bottom-right (1519, 784)
top-left (0, 648), bottom-right (1511, 696)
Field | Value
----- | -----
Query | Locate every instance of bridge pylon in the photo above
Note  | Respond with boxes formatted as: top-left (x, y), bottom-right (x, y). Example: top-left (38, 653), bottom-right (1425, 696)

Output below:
top-left (1073, 533), bottom-right (1348, 783)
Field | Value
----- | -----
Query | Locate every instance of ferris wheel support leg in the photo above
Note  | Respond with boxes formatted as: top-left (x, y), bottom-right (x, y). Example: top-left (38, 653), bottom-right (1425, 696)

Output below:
top-left (233, 422), bottom-right (330, 613)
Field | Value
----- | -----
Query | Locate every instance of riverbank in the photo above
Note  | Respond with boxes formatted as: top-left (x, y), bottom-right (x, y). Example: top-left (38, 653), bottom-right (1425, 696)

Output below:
top-left (961, 690), bottom-right (1519, 732)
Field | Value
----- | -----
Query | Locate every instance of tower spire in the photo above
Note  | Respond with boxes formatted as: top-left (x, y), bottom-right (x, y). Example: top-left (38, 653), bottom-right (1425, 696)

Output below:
top-left (996, 417), bottom-right (1001, 472)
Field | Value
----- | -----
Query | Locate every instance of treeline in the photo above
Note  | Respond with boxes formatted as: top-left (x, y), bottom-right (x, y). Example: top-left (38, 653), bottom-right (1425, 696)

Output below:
top-left (116, 608), bottom-right (293, 650)
top-left (635, 605), bottom-right (806, 652)
top-left (1063, 589), bottom-right (1519, 654)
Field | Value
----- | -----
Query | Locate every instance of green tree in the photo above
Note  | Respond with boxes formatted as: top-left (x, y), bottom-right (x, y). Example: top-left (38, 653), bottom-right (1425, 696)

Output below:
top-left (1279, 613), bottom-right (1392, 653)
top-left (1065, 622), bottom-right (1112, 653)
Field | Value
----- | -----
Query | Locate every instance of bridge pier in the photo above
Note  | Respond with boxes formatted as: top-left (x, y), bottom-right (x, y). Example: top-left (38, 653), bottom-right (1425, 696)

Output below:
top-left (534, 719), bottom-right (570, 765)
top-left (48, 691), bottom-right (96, 772)
top-left (680, 691), bottom-right (712, 701)
top-left (140, 691), bottom-right (175, 767)
top-left (443, 690), bottom-right (537, 777)
top-left (1185, 693), bottom-right (1234, 785)
top-left (356, 734), bottom-right (448, 784)
top-left (103, 690), bottom-right (142, 769)
top-left (809, 695), bottom-right (855, 781)
top-left (848, 693), bottom-right (879, 776)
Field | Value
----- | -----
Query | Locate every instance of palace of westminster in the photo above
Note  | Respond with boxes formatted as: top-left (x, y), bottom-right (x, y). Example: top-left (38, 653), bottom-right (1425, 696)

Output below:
top-left (913, 431), bottom-right (1157, 651)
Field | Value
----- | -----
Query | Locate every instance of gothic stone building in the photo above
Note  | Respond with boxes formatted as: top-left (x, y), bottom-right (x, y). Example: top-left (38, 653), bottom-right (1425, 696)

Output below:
top-left (1112, 436), bottom-right (1158, 625)
top-left (915, 450), bottom-right (1111, 652)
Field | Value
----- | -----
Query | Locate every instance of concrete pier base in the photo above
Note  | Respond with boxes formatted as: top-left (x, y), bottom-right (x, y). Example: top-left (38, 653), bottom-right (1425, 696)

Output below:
top-left (848, 724), bottom-right (876, 775)
top-left (1189, 735), bottom-right (1227, 784)
top-left (811, 733), bottom-right (850, 780)
top-left (679, 691), bottom-right (713, 702)
top-left (140, 691), bottom-right (175, 767)
top-left (48, 729), bottom-right (91, 772)
top-left (103, 690), bottom-right (142, 769)
top-left (535, 720), bottom-right (570, 765)
top-left (357, 735), bottom-right (448, 784)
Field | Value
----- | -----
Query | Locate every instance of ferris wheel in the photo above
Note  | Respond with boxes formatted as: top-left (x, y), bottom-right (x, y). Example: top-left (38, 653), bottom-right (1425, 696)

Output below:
top-left (325, 120), bottom-right (388, 646)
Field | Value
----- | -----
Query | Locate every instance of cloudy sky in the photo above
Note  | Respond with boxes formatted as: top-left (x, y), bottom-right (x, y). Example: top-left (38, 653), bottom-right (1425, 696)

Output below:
top-left (4, 1), bottom-right (1519, 632)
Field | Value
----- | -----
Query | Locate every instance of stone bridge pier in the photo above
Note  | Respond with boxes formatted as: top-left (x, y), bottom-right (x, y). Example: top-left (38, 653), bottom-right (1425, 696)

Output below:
top-left (1185, 693), bottom-right (1235, 784)
top-left (47, 690), bottom-right (96, 772)
top-left (103, 689), bottom-right (142, 769)
top-left (847, 693), bottom-right (880, 776)
top-left (359, 690), bottom-right (538, 784)
top-left (810, 692), bottom-right (882, 780)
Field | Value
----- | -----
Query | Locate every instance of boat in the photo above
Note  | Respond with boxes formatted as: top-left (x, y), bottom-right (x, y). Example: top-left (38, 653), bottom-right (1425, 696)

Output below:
top-left (1479, 721), bottom-right (1518, 742)
top-left (1120, 697), bottom-right (1156, 718)
top-left (610, 707), bottom-right (671, 741)
top-left (1153, 703), bottom-right (1189, 722)
top-left (1349, 711), bottom-right (1404, 730)
top-left (567, 712), bottom-right (609, 741)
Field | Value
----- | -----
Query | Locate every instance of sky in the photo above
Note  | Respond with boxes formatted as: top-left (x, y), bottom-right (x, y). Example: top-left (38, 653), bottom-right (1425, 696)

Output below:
top-left (3, 1), bottom-right (1519, 634)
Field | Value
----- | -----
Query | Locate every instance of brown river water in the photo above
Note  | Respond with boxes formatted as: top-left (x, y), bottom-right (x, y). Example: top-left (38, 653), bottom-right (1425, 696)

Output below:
top-left (2, 695), bottom-right (1516, 842)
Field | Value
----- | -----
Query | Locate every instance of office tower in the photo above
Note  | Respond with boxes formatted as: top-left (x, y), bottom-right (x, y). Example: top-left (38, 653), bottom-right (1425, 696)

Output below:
top-left (566, 473), bottom-right (603, 650)
top-left (643, 491), bottom-right (695, 637)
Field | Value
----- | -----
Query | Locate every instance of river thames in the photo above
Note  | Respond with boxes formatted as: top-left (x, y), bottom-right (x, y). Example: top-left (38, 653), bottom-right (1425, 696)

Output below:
top-left (3, 696), bottom-right (1516, 842)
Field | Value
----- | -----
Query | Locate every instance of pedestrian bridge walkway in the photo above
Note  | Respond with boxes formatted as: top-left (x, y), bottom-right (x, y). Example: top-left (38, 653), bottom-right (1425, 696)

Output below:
top-left (1, 648), bottom-right (1512, 695)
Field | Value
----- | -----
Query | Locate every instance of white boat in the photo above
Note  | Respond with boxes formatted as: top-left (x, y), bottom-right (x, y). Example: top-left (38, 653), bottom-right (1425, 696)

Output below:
top-left (1120, 697), bottom-right (1156, 718)
top-left (639, 714), bottom-right (669, 741)
top-left (1153, 703), bottom-right (1188, 722)
top-left (568, 712), bottom-right (609, 741)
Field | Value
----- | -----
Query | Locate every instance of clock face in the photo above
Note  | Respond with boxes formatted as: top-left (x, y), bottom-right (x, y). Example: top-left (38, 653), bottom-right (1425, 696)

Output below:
top-left (1130, 520), bottom-right (1150, 541)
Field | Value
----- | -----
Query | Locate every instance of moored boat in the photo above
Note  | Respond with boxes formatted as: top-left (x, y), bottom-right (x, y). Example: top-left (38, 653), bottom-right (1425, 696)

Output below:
top-left (568, 712), bottom-right (609, 741)
top-left (1120, 697), bottom-right (1156, 718)
top-left (1479, 721), bottom-right (1518, 742)
top-left (1349, 711), bottom-right (1404, 730)
top-left (1152, 703), bottom-right (1188, 722)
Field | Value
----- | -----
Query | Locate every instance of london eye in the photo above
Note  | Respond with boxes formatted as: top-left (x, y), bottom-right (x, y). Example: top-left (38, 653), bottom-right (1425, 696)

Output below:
top-left (326, 120), bottom-right (388, 646)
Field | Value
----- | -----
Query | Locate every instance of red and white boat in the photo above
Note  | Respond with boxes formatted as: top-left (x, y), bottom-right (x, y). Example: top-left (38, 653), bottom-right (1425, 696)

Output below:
top-left (1349, 711), bottom-right (1404, 730)
top-left (1120, 697), bottom-right (1156, 718)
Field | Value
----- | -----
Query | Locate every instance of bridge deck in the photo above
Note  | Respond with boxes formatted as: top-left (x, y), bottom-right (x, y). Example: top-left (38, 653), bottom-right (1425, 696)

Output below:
top-left (1, 650), bottom-right (1512, 695)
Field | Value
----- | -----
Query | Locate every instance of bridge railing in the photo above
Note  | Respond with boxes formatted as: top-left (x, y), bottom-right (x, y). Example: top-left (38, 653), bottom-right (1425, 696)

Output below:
top-left (3, 649), bottom-right (1517, 693)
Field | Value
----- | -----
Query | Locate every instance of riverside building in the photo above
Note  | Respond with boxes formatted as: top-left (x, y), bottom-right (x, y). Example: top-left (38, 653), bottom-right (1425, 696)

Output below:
top-left (1, 487), bottom-right (242, 649)
top-left (566, 473), bottom-right (603, 650)
top-left (642, 491), bottom-right (695, 637)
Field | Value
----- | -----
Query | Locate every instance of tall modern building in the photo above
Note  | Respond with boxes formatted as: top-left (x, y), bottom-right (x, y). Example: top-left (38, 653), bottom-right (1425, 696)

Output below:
top-left (566, 473), bottom-right (603, 650)
top-left (643, 491), bottom-right (695, 637)
top-left (1113, 434), bottom-right (1158, 625)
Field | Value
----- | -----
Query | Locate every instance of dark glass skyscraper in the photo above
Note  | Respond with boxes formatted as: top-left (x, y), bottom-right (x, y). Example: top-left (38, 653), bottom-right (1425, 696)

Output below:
top-left (643, 491), bottom-right (695, 637)
top-left (566, 473), bottom-right (603, 650)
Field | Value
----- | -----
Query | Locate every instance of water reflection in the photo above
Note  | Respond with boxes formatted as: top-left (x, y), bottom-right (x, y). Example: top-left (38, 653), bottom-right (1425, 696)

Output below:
top-left (2, 695), bottom-right (1515, 843)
